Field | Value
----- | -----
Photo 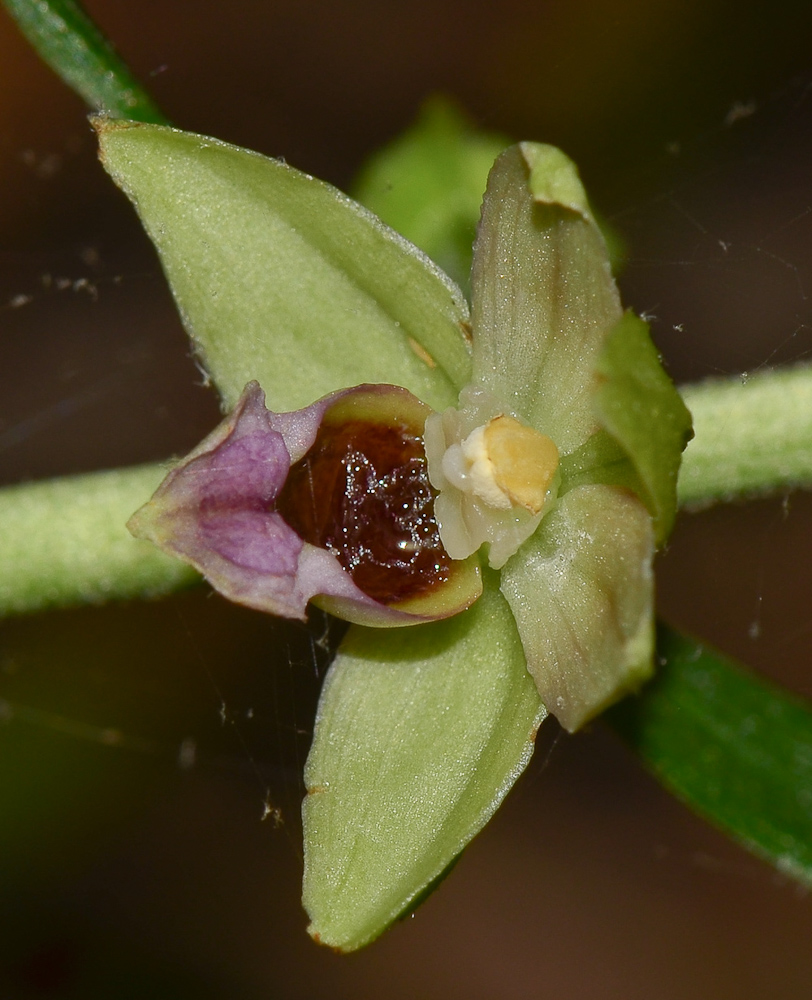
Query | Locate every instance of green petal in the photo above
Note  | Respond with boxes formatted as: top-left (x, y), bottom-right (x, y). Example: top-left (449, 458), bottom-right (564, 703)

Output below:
top-left (521, 142), bottom-right (596, 222)
top-left (470, 143), bottom-right (621, 453)
top-left (302, 575), bottom-right (545, 951)
top-left (558, 428), bottom-right (643, 499)
top-left (499, 484), bottom-right (654, 732)
top-left (352, 97), bottom-right (509, 292)
top-left (593, 311), bottom-right (693, 543)
top-left (95, 119), bottom-right (472, 412)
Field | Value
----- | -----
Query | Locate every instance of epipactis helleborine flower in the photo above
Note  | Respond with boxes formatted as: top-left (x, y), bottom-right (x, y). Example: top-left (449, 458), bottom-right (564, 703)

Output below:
top-left (118, 127), bottom-right (690, 733)
top-left (102, 116), bottom-right (692, 950)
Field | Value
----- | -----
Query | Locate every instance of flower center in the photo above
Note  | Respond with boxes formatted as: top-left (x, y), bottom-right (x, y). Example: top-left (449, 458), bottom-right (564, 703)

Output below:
top-left (276, 420), bottom-right (452, 604)
top-left (454, 415), bottom-right (560, 513)
top-left (423, 386), bottom-right (561, 568)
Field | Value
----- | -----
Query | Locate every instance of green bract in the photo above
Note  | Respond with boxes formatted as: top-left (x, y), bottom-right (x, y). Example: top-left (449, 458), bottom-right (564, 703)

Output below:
top-left (96, 120), bottom-right (690, 950)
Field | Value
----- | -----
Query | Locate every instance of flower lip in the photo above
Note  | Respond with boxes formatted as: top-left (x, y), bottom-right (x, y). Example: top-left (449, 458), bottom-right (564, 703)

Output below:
top-left (128, 381), bottom-right (481, 627)
top-left (276, 417), bottom-right (452, 605)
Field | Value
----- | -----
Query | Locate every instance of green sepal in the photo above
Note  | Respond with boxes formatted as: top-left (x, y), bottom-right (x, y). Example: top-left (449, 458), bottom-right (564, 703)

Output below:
top-left (594, 311), bottom-right (694, 543)
top-left (95, 119), bottom-right (472, 413)
top-left (302, 574), bottom-right (545, 951)
top-left (352, 97), bottom-right (509, 291)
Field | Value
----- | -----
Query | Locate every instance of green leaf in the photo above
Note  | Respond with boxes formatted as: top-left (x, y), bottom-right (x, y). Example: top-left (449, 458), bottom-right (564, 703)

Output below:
top-left (0, 464), bottom-right (197, 616)
top-left (610, 626), bottom-right (812, 887)
top-left (2, 0), bottom-right (167, 123)
top-left (499, 484), bottom-right (654, 732)
top-left (470, 144), bottom-right (622, 454)
top-left (302, 574), bottom-right (545, 951)
top-left (593, 311), bottom-right (694, 543)
top-left (352, 97), bottom-right (510, 291)
top-left (95, 119), bottom-right (472, 414)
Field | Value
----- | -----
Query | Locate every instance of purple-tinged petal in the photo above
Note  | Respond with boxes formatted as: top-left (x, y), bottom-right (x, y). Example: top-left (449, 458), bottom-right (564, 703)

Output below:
top-left (128, 381), bottom-right (324, 619)
top-left (129, 382), bottom-right (481, 626)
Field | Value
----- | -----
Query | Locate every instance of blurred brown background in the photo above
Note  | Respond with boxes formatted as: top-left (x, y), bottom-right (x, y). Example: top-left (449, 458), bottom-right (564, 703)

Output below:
top-left (2, 1), bottom-right (812, 997)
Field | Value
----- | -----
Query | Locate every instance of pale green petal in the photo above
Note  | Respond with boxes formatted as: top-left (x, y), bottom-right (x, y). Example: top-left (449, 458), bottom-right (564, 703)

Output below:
top-left (471, 143), bottom-right (621, 453)
top-left (499, 485), bottom-right (654, 732)
top-left (96, 119), bottom-right (472, 412)
top-left (302, 575), bottom-right (545, 951)
top-left (521, 142), bottom-right (595, 222)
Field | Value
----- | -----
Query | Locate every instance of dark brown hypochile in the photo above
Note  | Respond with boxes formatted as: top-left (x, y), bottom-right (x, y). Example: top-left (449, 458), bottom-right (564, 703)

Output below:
top-left (276, 419), bottom-right (452, 604)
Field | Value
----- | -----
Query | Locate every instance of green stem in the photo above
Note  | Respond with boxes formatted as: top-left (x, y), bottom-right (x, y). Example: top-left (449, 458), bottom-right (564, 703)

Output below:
top-left (1, 364), bottom-right (811, 617)
top-left (0, 464), bottom-right (195, 617)
top-left (678, 364), bottom-right (812, 506)
top-left (3, 0), bottom-right (168, 123)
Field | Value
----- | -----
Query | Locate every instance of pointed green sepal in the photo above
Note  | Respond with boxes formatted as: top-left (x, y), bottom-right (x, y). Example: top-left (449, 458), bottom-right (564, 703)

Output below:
top-left (95, 119), bottom-right (472, 413)
top-left (593, 311), bottom-right (694, 542)
top-left (302, 576), bottom-right (545, 950)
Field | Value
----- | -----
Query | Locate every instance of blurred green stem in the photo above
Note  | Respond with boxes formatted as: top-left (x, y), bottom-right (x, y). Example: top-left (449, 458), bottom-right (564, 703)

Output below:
top-left (0, 464), bottom-right (195, 616)
top-left (1, 364), bottom-right (811, 617)
top-left (678, 364), bottom-right (812, 506)
top-left (2, 0), bottom-right (168, 123)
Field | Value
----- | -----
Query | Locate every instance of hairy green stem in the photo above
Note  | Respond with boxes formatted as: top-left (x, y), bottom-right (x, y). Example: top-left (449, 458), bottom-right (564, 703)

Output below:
top-left (0, 364), bottom-right (810, 618)
top-left (678, 364), bottom-right (812, 506)
top-left (2, 0), bottom-right (168, 123)
top-left (0, 464), bottom-right (195, 616)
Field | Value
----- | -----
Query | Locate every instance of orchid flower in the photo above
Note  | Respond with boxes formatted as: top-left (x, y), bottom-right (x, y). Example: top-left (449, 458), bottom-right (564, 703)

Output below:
top-left (97, 120), bottom-right (691, 950)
